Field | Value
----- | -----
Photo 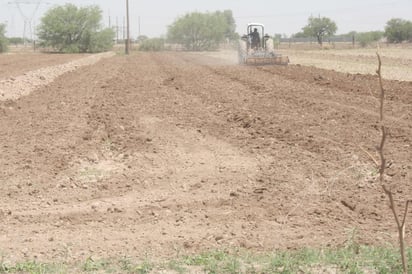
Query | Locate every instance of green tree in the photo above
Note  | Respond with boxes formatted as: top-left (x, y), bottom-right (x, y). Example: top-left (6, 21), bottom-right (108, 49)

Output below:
top-left (292, 32), bottom-right (307, 38)
top-left (167, 10), bottom-right (236, 51)
top-left (384, 18), bottom-right (412, 43)
top-left (219, 10), bottom-right (237, 40)
top-left (8, 37), bottom-right (24, 45)
top-left (302, 16), bottom-right (337, 45)
top-left (88, 28), bottom-right (116, 52)
top-left (356, 31), bottom-right (384, 47)
top-left (37, 4), bottom-right (114, 53)
top-left (0, 23), bottom-right (8, 53)
top-left (272, 33), bottom-right (282, 47)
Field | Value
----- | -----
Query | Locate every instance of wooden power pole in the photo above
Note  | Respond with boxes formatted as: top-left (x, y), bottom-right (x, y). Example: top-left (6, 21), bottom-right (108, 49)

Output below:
top-left (125, 0), bottom-right (130, 55)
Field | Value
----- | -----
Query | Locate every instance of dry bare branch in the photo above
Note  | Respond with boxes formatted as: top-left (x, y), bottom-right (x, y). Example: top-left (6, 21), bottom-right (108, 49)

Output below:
top-left (376, 52), bottom-right (409, 274)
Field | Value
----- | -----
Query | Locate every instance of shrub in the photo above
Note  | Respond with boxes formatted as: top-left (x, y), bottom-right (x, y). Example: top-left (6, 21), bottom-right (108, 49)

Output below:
top-left (8, 37), bottom-right (24, 46)
top-left (138, 38), bottom-right (165, 51)
top-left (0, 23), bottom-right (9, 53)
top-left (356, 31), bottom-right (384, 47)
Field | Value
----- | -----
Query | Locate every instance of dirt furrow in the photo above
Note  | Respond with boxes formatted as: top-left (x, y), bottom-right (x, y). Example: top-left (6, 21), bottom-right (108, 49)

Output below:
top-left (0, 52), bottom-right (411, 264)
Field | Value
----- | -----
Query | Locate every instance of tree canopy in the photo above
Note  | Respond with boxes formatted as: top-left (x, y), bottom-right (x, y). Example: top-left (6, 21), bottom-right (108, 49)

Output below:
top-left (384, 18), bottom-right (412, 43)
top-left (302, 16), bottom-right (337, 45)
top-left (220, 10), bottom-right (237, 41)
top-left (0, 23), bottom-right (8, 53)
top-left (37, 4), bottom-right (114, 53)
top-left (167, 10), bottom-right (236, 51)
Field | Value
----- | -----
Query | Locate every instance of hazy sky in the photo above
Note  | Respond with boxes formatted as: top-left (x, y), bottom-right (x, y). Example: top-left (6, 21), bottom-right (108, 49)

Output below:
top-left (1, 0), bottom-right (411, 39)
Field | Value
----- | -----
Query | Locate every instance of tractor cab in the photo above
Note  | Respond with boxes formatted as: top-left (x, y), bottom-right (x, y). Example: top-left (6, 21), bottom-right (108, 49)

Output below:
top-left (241, 23), bottom-right (270, 50)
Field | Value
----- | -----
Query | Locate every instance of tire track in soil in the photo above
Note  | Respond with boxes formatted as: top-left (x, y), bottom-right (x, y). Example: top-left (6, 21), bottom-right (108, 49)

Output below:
top-left (145, 52), bottom-right (412, 248)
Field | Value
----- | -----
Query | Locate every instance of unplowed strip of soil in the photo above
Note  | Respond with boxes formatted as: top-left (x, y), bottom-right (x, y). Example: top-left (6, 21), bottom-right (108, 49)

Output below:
top-left (0, 52), bottom-right (115, 100)
top-left (0, 52), bottom-right (411, 263)
top-left (0, 53), bottom-right (88, 79)
top-left (282, 48), bottom-right (412, 81)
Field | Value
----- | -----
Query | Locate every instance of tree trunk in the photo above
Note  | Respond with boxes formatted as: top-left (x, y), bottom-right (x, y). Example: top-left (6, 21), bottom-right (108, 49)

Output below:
top-left (317, 34), bottom-right (322, 45)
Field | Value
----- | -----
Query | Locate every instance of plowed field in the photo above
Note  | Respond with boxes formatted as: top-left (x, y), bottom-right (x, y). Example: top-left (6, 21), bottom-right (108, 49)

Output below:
top-left (0, 51), bottom-right (411, 263)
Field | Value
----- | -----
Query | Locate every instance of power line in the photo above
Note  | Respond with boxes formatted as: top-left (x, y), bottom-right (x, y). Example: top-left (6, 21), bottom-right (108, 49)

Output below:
top-left (7, 0), bottom-right (50, 42)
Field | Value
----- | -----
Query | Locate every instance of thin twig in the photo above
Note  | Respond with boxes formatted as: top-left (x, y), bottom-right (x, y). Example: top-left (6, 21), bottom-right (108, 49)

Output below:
top-left (402, 200), bottom-right (412, 228)
top-left (376, 54), bottom-right (385, 122)
top-left (378, 126), bottom-right (387, 179)
top-left (376, 52), bottom-right (409, 274)
top-left (359, 145), bottom-right (379, 167)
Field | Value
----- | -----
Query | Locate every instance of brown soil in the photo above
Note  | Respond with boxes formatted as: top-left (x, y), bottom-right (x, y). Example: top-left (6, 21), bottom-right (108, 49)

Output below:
top-left (0, 52), bottom-right (115, 100)
top-left (0, 53), bottom-right (88, 79)
top-left (0, 51), bottom-right (411, 263)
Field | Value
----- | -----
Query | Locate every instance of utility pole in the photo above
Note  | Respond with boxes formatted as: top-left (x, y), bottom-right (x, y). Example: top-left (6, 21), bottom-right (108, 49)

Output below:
top-left (116, 16), bottom-right (119, 44)
top-left (138, 16), bottom-right (140, 38)
top-left (122, 16), bottom-right (125, 41)
top-left (125, 0), bottom-right (130, 55)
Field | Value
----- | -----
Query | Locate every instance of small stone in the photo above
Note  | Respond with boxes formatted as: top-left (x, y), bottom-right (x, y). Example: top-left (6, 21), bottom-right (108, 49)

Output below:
top-left (215, 235), bottom-right (224, 242)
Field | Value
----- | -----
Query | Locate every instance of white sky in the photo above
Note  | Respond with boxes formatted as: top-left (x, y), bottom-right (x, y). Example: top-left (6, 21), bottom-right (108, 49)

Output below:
top-left (1, 0), bottom-right (411, 39)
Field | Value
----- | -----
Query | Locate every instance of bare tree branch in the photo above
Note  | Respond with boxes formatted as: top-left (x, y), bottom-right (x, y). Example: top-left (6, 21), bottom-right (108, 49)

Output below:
top-left (376, 52), bottom-right (409, 274)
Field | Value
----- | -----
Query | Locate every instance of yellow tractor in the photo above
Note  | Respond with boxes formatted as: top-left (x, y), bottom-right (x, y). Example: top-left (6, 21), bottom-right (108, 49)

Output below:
top-left (238, 23), bottom-right (289, 65)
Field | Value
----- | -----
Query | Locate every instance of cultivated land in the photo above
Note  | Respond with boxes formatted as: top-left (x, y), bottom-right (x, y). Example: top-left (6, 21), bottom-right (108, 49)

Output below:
top-left (0, 48), bottom-right (411, 270)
